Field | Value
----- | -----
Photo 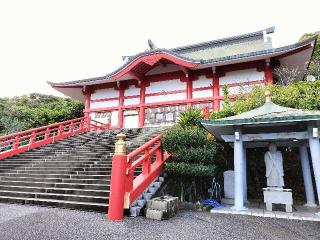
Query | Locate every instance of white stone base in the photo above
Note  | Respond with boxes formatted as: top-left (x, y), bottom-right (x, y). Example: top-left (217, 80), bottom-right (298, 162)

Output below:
top-left (221, 198), bottom-right (234, 205)
top-left (263, 187), bottom-right (293, 213)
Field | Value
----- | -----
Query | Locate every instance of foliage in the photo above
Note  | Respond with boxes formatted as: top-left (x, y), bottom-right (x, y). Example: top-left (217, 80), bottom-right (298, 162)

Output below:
top-left (300, 32), bottom-right (320, 80)
top-left (177, 108), bottom-right (202, 128)
top-left (162, 125), bottom-right (217, 167)
top-left (165, 162), bottom-right (215, 177)
top-left (162, 125), bottom-right (218, 201)
top-left (0, 93), bottom-right (84, 134)
top-left (273, 65), bottom-right (303, 86)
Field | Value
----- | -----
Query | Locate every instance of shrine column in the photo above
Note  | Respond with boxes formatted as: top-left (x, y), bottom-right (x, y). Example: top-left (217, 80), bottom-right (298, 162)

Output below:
top-left (186, 75), bottom-right (192, 108)
top-left (243, 145), bottom-right (248, 203)
top-left (84, 92), bottom-right (91, 119)
top-left (264, 59), bottom-right (273, 84)
top-left (118, 86), bottom-right (124, 128)
top-left (299, 144), bottom-right (317, 207)
top-left (232, 128), bottom-right (247, 210)
top-left (212, 67), bottom-right (220, 111)
top-left (138, 82), bottom-right (146, 128)
top-left (308, 125), bottom-right (320, 206)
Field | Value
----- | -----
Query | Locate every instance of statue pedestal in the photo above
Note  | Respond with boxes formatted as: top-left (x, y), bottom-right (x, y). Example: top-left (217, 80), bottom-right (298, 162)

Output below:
top-left (263, 187), bottom-right (293, 212)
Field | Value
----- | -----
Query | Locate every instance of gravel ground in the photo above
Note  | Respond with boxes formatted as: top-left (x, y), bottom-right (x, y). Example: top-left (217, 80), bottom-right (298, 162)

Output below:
top-left (0, 203), bottom-right (319, 240)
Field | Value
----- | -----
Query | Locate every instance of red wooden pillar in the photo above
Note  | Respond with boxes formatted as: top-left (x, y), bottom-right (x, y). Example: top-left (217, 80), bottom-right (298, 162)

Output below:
top-left (212, 70), bottom-right (220, 111)
top-left (84, 92), bottom-right (91, 129)
top-left (186, 74), bottom-right (192, 108)
top-left (264, 60), bottom-right (273, 84)
top-left (108, 133), bottom-right (127, 221)
top-left (118, 85), bottom-right (125, 128)
top-left (138, 81), bottom-right (146, 128)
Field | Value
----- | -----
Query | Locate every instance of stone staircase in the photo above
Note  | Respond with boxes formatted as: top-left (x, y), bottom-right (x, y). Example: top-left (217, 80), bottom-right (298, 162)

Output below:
top-left (0, 127), bottom-right (165, 211)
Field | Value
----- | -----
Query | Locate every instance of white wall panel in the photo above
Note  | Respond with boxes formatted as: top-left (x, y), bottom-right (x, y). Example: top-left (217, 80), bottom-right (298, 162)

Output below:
top-left (219, 68), bottom-right (264, 85)
top-left (91, 100), bottom-right (119, 108)
top-left (111, 111), bottom-right (118, 126)
top-left (146, 79), bottom-right (185, 94)
top-left (145, 92), bottom-right (186, 103)
top-left (193, 75), bottom-right (212, 89)
top-left (91, 88), bottom-right (119, 100)
top-left (124, 85), bottom-right (140, 96)
top-left (124, 97), bottom-right (140, 106)
top-left (193, 90), bottom-right (213, 98)
top-left (89, 112), bottom-right (109, 124)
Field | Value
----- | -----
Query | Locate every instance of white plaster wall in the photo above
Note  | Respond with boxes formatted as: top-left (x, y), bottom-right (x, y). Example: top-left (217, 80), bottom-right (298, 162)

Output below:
top-left (193, 75), bottom-right (212, 89)
top-left (124, 97), bottom-right (140, 106)
top-left (193, 90), bottom-right (213, 98)
top-left (89, 112), bottom-right (109, 124)
top-left (219, 68), bottom-right (264, 85)
top-left (91, 100), bottom-right (119, 108)
top-left (220, 84), bottom-right (263, 95)
top-left (124, 85), bottom-right (140, 96)
top-left (91, 88), bottom-right (119, 100)
top-left (145, 92), bottom-right (186, 103)
top-left (146, 79), bottom-right (185, 94)
top-left (111, 111), bottom-right (118, 126)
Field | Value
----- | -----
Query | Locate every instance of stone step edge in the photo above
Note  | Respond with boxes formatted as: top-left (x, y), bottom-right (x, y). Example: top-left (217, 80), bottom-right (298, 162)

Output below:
top-left (0, 184), bottom-right (110, 193)
top-left (0, 196), bottom-right (109, 207)
top-left (0, 190), bottom-right (109, 200)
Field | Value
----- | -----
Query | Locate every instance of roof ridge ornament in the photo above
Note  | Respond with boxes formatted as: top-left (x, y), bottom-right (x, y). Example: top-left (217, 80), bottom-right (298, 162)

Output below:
top-left (148, 39), bottom-right (156, 50)
top-left (265, 90), bottom-right (272, 103)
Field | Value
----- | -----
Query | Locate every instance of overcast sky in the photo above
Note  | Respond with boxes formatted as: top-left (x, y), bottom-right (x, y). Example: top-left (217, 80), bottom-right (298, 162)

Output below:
top-left (0, 0), bottom-right (319, 98)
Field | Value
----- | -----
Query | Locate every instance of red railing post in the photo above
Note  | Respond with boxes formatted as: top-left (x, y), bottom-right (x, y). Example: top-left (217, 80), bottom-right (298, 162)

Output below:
top-left (29, 132), bottom-right (36, 145)
top-left (45, 127), bottom-right (50, 139)
top-left (142, 148), bottom-right (151, 174)
top-left (13, 135), bottom-right (20, 150)
top-left (156, 145), bottom-right (163, 163)
top-left (58, 124), bottom-right (63, 136)
top-left (69, 122), bottom-right (74, 135)
top-left (108, 133), bottom-right (127, 221)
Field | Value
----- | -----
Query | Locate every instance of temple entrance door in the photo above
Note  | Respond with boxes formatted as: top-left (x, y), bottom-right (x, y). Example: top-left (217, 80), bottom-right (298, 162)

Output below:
top-left (124, 114), bottom-right (139, 128)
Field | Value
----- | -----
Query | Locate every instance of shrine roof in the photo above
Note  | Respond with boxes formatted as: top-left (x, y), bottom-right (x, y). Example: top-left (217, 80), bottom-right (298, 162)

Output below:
top-left (48, 28), bottom-right (317, 88)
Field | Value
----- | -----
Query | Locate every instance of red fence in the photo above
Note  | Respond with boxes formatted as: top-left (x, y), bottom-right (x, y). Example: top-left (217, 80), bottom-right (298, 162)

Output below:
top-left (0, 117), bottom-right (109, 160)
top-left (108, 134), bottom-right (171, 221)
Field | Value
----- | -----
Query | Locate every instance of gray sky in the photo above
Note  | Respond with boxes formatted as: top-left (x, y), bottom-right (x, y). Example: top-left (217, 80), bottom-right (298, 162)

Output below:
top-left (0, 0), bottom-right (319, 98)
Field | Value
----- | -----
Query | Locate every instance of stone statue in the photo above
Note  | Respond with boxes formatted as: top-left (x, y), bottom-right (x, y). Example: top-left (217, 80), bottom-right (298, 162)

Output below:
top-left (264, 143), bottom-right (284, 188)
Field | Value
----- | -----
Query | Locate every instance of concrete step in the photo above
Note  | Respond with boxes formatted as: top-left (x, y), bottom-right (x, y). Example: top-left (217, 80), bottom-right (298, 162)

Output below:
top-left (0, 196), bottom-right (108, 211)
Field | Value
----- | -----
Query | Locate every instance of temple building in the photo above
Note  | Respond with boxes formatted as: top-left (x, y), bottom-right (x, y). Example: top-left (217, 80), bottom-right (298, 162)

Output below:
top-left (49, 27), bottom-right (317, 129)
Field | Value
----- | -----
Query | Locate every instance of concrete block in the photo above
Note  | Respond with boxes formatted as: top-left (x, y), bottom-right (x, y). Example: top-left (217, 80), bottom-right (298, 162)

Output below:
top-left (130, 206), bottom-right (142, 217)
top-left (137, 199), bottom-right (147, 207)
top-left (145, 196), bottom-right (179, 220)
top-left (143, 192), bottom-right (153, 200)
top-left (145, 209), bottom-right (164, 220)
top-left (152, 182), bottom-right (161, 188)
top-left (148, 186), bottom-right (158, 194)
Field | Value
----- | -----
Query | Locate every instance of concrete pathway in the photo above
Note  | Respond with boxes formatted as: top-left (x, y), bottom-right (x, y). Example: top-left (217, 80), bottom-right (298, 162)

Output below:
top-left (0, 203), bottom-right (319, 240)
top-left (211, 202), bottom-right (320, 222)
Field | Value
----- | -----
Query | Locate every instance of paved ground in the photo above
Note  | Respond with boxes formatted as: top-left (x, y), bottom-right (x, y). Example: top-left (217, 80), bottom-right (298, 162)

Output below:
top-left (0, 203), bottom-right (319, 240)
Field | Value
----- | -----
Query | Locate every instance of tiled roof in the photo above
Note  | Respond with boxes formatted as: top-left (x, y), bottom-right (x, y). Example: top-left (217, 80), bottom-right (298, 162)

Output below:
top-left (200, 100), bottom-right (320, 126)
top-left (49, 28), bottom-right (317, 87)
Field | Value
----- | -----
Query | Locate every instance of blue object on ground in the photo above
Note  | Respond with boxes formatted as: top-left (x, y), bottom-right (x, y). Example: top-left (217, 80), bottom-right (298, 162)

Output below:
top-left (201, 199), bottom-right (222, 208)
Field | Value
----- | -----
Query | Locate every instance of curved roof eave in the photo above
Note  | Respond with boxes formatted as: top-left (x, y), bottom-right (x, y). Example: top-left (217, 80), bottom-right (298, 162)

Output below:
top-left (48, 35), bottom-right (317, 88)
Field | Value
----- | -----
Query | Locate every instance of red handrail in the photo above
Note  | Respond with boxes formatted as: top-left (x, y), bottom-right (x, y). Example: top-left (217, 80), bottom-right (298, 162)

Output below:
top-left (108, 133), bottom-right (171, 220)
top-left (0, 117), bottom-right (110, 160)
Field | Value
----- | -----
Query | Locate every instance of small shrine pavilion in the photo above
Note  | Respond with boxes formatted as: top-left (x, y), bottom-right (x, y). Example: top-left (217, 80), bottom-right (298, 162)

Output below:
top-left (200, 92), bottom-right (320, 212)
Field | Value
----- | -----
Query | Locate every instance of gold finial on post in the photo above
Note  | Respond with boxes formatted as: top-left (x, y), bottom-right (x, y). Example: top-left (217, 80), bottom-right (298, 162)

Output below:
top-left (114, 133), bottom-right (126, 154)
top-left (265, 90), bottom-right (271, 103)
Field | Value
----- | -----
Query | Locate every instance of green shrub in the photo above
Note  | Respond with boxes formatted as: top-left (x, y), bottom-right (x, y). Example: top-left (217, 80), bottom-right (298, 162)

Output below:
top-left (165, 162), bottom-right (215, 176)
top-left (177, 108), bottom-right (202, 128)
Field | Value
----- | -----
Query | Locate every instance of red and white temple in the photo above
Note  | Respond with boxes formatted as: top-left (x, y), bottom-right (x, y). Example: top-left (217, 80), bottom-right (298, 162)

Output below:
top-left (49, 27), bottom-right (317, 129)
